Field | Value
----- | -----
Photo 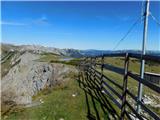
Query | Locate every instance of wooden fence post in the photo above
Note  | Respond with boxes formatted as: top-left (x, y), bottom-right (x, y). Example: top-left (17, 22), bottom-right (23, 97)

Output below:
top-left (82, 57), bottom-right (87, 83)
top-left (85, 57), bottom-right (90, 83)
top-left (101, 55), bottom-right (104, 90)
top-left (93, 57), bottom-right (96, 82)
top-left (120, 53), bottom-right (129, 120)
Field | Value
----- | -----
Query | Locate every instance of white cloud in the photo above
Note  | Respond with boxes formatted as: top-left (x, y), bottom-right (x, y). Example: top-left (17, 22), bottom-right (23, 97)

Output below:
top-left (32, 15), bottom-right (50, 25)
top-left (0, 21), bottom-right (28, 26)
top-left (1, 15), bottom-right (51, 26)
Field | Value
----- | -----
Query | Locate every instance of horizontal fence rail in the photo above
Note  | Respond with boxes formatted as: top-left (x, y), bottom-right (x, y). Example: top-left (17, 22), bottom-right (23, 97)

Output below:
top-left (78, 52), bottom-right (160, 120)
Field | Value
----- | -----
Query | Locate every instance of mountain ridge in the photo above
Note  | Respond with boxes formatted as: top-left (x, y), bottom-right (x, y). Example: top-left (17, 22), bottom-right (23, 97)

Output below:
top-left (1, 43), bottom-right (160, 58)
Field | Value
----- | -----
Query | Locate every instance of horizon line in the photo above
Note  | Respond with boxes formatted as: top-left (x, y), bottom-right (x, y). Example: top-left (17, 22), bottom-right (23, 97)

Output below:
top-left (1, 42), bottom-right (160, 52)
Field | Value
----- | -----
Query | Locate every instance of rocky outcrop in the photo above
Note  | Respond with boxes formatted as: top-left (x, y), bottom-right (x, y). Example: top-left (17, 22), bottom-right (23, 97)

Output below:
top-left (1, 52), bottom-right (73, 106)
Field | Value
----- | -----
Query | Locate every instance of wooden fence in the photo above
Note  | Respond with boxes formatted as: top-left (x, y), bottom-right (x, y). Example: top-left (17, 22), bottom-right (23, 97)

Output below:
top-left (78, 53), bottom-right (160, 120)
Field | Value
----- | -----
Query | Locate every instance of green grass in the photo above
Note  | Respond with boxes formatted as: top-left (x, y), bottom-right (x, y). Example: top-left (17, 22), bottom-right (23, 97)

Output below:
top-left (2, 74), bottom-right (108, 120)
top-left (37, 53), bottom-right (61, 62)
top-left (50, 58), bottom-right (81, 66)
top-left (96, 57), bottom-right (160, 116)
top-left (2, 54), bottom-right (159, 119)
top-left (38, 53), bottom-right (81, 66)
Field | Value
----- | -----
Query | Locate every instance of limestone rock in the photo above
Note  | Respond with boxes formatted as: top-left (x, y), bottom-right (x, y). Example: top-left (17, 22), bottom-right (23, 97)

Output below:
top-left (1, 52), bottom-right (72, 106)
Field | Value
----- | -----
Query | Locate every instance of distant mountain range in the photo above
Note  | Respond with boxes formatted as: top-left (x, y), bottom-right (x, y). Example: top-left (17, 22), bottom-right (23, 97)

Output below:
top-left (1, 43), bottom-right (160, 58)
top-left (80, 49), bottom-right (160, 57)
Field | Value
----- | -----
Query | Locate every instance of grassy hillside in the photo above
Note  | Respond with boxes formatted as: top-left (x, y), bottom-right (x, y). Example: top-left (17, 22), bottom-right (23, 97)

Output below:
top-left (2, 53), bottom-right (159, 119)
top-left (38, 53), bottom-right (81, 66)
top-left (38, 52), bottom-right (61, 62)
top-left (2, 72), bottom-right (106, 120)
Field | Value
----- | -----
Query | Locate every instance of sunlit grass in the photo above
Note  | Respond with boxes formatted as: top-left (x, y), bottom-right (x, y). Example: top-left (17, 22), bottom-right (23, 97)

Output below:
top-left (2, 54), bottom-right (160, 119)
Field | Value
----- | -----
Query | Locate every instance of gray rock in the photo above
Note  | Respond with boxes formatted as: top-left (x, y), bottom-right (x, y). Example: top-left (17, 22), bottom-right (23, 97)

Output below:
top-left (1, 52), bottom-right (73, 105)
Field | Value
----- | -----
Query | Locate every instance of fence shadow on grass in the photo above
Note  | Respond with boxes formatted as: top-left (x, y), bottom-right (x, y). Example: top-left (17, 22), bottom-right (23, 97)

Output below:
top-left (77, 53), bottom-right (160, 120)
top-left (77, 68), bottom-right (119, 120)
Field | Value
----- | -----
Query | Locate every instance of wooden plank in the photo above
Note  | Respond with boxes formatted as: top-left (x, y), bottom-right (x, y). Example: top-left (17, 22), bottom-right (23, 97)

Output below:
top-left (128, 72), bottom-right (160, 93)
top-left (103, 81), bottom-right (122, 99)
top-left (124, 110), bottom-right (133, 120)
top-left (143, 54), bottom-right (160, 62)
top-left (125, 101), bottom-right (144, 120)
top-left (129, 53), bottom-right (160, 62)
top-left (103, 64), bottom-right (124, 75)
top-left (139, 101), bottom-right (160, 120)
top-left (103, 75), bottom-right (123, 90)
top-left (89, 53), bottom-right (160, 62)
top-left (89, 53), bottom-right (126, 58)
top-left (102, 87), bottom-right (121, 109)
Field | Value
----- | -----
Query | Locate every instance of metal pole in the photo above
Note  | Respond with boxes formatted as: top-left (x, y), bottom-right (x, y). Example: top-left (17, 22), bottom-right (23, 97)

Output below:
top-left (137, 0), bottom-right (150, 113)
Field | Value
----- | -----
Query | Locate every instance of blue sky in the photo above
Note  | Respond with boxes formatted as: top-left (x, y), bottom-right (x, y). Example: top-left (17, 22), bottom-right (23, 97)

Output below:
top-left (1, 1), bottom-right (160, 50)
